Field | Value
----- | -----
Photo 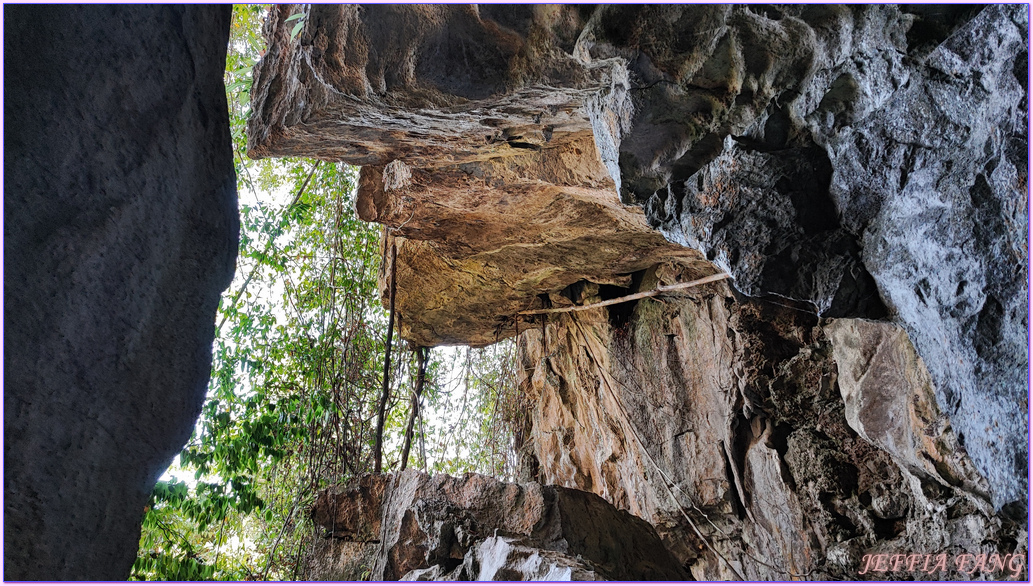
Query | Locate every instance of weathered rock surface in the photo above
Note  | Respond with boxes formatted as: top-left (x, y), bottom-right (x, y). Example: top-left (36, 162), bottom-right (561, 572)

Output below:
top-left (514, 282), bottom-right (1025, 580)
top-left (826, 319), bottom-right (990, 500)
top-left (248, 5), bottom-right (607, 166)
top-left (639, 4), bottom-right (1029, 510)
top-left (307, 470), bottom-right (688, 581)
top-left (359, 139), bottom-right (710, 346)
top-left (646, 138), bottom-right (888, 319)
top-left (248, 3), bottom-right (1028, 580)
top-left (249, 5), bottom-right (716, 347)
top-left (4, 6), bottom-right (237, 580)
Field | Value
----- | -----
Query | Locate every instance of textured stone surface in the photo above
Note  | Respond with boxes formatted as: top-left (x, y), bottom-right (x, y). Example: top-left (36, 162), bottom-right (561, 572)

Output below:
top-left (250, 5), bottom-right (1026, 507)
top-left (404, 535), bottom-right (604, 581)
top-left (4, 6), bottom-right (237, 580)
top-left (826, 319), bottom-right (990, 500)
top-left (358, 139), bottom-right (709, 346)
top-left (835, 6), bottom-right (1028, 511)
top-left (309, 470), bottom-right (688, 581)
top-left (627, 4), bottom-right (1029, 509)
top-left (646, 138), bottom-right (888, 319)
top-left (514, 285), bottom-right (1025, 580)
top-left (248, 5), bottom-right (608, 166)
top-left (249, 4), bottom-right (716, 347)
top-left (249, 4), bottom-right (1028, 578)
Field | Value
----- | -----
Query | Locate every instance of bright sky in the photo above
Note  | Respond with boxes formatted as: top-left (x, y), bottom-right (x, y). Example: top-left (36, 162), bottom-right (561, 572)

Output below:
top-left (160, 162), bottom-right (499, 486)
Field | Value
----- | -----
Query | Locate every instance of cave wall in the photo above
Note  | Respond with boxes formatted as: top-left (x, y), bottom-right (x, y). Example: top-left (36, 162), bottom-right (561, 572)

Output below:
top-left (626, 3), bottom-right (1029, 511)
top-left (4, 6), bottom-right (237, 579)
top-left (514, 276), bottom-right (1021, 579)
top-left (247, 3), bottom-right (1028, 580)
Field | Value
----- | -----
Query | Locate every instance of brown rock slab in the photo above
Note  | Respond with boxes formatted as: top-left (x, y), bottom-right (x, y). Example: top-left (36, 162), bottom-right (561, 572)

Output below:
top-left (825, 318), bottom-right (991, 500)
top-left (248, 4), bottom-right (720, 347)
top-left (310, 469), bottom-right (689, 581)
top-left (359, 140), bottom-right (709, 346)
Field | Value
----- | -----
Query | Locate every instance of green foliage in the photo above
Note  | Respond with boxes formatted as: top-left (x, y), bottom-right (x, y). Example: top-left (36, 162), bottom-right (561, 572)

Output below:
top-left (224, 4), bottom-right (265, 158)
top-left (285, 12), bottom-right (307, 41)
top-left (424, 344), bottom-right (521, 479)
top-left (133, 5), bottom-right (521, 580)
top-left (132, 477), bottom-right (251, 581)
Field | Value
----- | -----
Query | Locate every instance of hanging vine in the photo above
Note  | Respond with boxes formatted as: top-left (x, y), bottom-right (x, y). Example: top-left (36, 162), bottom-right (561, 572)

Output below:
top-left (131, 5), bottom-right (522, 581)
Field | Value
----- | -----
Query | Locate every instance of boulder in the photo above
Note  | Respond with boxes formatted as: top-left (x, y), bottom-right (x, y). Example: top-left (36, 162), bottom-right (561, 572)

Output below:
top-left (310, 470), bottom-right (689, 581)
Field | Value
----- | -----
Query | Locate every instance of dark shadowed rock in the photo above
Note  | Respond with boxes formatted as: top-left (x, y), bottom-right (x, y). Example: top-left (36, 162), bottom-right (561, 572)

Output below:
top-left (4, 5), bottom-right (237, 580)
top-left (646, 138), bottom-right (887, 319)
top-left (309, 470), bottom-right (689, 581)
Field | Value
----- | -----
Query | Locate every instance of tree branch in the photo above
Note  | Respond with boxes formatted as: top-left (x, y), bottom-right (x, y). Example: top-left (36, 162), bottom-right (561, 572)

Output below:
top-left (518, 272), bottom-right (731, 316)
top-left (216, 160), bottom-right (321, 334)
top-left (399, 346), bottom-right (428, 471)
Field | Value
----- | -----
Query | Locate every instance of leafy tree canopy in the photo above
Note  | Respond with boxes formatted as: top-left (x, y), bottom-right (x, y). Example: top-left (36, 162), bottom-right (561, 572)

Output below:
top-left (132, 6), bottom-right (521, 580)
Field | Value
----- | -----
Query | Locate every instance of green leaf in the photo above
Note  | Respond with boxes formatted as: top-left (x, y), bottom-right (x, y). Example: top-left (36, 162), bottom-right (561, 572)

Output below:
top-left (291, 20), bottom-right (305, 40)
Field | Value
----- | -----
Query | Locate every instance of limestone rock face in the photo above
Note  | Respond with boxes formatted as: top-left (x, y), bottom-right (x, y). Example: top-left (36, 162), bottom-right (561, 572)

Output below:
top-left (646, 138), bottom-right (888, 319)
top-left (514, 285), bottom-right (1023, 580)
top-left (249, 3), bottom-right (1027, 579)
top-left (641, 4), bottom-right (1029, 509)
top-left (250, 4), bottom-right (716, 347)
top-left (308, 470), bottom-right (688, 581)
top-left (248, 5), bottom-right (607, 166)
top-left (4, 6), bottom-right (237, 580)
top-left (359, 140), bottom-right (710, 346)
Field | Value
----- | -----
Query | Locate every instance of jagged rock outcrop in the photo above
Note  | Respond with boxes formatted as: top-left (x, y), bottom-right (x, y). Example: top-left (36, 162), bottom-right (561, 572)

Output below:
top-left (249, 5), bottom-right (716, 346)
top-left (360, 141), bottom-right (710, 346)
top-left (307, 470), bottom-right (688, 581)
top-left (248, 3), bottom-right (1028, 580)
top-left (637, 4), bottom-right (1029, 511)
top-left (514, 278), bottom-right (1024, 579)
top-left (248, 5), bottom-right (608, 166)
top-left (4, 6), bottom-right (237, 580)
